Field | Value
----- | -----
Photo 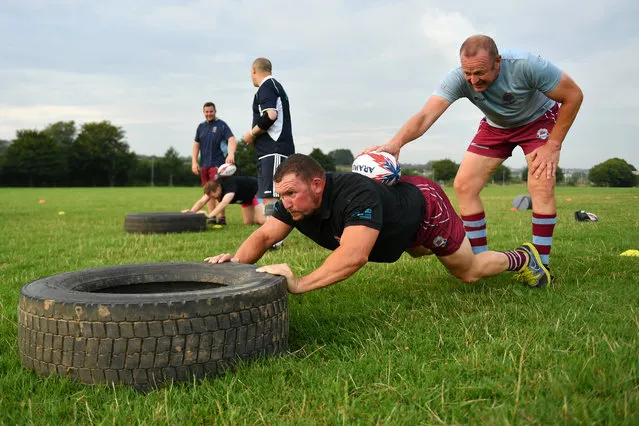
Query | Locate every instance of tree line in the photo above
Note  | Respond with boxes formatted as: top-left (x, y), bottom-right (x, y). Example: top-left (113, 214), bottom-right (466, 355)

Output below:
top-left (0, 121), bottom-right (635, 187)
top-left (0, 121), bottom-right (269, 187)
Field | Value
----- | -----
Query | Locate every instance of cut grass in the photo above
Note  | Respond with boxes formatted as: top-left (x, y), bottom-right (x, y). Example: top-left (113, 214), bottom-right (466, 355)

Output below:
top-left (0, 185), bottom-right (638, 424)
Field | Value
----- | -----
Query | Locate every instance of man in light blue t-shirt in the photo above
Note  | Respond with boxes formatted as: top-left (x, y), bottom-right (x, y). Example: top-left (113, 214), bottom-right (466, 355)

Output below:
top-left (366, 35), bottom-right (583, 284)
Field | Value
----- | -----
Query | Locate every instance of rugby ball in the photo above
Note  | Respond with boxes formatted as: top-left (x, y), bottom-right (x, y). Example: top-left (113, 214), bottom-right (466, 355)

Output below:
top-left (217, 163), bottom-right (237, 177)
top-left (352, 151), bottom-right (401, 185)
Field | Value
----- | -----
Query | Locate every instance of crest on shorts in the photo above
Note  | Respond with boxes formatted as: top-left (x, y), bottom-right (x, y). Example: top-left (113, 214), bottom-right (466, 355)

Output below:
top-left (212, 126), bottom-right (217, 133)
top-left (502, 92), bottom-right (515, 104)
top-left (536, 128), bottom-right (550, 140)
top-left (433, 236), bottom-right (447, 248)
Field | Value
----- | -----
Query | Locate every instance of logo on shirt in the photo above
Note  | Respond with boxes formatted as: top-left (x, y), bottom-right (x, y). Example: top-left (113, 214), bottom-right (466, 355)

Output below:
top-left (502, 92), bottom-right (515, 104)
top-left (536, 128), bottom-right (550, 140)
top-left (352, 208), bottom-right (372, 220)
top-left (433, 236), bottom-right (447, 248)
top-left (212, 126), bottom-right (218, 133)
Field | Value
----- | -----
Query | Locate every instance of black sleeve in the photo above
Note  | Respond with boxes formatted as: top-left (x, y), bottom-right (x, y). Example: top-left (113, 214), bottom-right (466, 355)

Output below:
top-left (257, 81), bottom-right (279, 111)
top-left (272, 200), bottom-right (295, 226)
top-left (342, 185), bottom-right (384, 231)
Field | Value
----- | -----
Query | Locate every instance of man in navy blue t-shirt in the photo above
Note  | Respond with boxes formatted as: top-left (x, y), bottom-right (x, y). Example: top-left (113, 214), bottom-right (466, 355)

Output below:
top-left (191, 101), bottom-right (236, 225)
top-left (242, 58), bottom-right (295, 223)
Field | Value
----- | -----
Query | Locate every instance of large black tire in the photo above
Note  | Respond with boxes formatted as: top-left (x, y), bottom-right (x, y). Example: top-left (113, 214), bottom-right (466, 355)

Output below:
top-left (17, 262), bottom-right (288, 389)
top-left (124, 212), bottom-right (207, 234)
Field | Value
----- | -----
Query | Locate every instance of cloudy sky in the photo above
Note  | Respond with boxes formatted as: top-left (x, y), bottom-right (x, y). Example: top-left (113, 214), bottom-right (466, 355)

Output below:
top-left (1, 0), bottom-right (638, 170)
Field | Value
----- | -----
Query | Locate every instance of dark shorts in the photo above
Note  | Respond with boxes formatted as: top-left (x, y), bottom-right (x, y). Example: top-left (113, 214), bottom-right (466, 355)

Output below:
top-left (401, 176), bottom-right (466, 257)
top-left (468, 103), bottom-right (559, 159)
top-left (200, 167), bottom-right (219, 186)
top-left (241, 197), bottom-right (259, 208)
top-left (257, 154), bottom-right (288, 199)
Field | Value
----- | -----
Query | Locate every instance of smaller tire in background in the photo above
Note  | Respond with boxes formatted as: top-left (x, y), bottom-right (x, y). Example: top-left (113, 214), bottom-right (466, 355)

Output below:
top-left (124, 212), bottom-right (207, 234)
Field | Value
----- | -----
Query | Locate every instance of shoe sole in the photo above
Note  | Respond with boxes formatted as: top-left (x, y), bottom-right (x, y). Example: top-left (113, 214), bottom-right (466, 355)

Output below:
top-left (521, 242), bottom-right (550, 288)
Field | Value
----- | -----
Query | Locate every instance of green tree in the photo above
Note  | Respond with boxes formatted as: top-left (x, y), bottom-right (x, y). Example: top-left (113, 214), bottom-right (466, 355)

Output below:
top-left (0, 139), bottom-right (10, 155)
top-left (42, 121), bottom-right (77, 185)
top-left (401, 168), bottom-right (422, 177)
top-left (309, 148), bottom-right (336, 171)
top-left (234, 141), bottom-right (257, 177)
top-left (43, 121), bottom-right (76, 149)
top-left (431, 159), bottom-right (459, 182)
top-left (132, 156), bottom-right (153, 186)
top-left (491, 164), bottom-right (512, 184)
top-left (328, 149), bottom-right (355, 166)
top-left (0, 139), bottom-right (9, 185)
top-left (69, 121), bottom-right (137, 186)
top-left (1, 130), bottom-right (65, 186)
top-left (159, 147), bottom-right (185, 186)
top-left (568, 171), bottom-right (586, 186)
top-left (588, 158), bottom-right (637, 187)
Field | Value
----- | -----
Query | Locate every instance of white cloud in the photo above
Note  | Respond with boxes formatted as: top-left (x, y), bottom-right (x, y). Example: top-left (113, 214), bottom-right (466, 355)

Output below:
top-left (0, 0), bottom-right (637, 169)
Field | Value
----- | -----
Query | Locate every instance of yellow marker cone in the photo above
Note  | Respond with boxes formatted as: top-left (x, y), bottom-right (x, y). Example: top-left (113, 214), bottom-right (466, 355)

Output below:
top-left (620, 249), bottom-right (639, 257)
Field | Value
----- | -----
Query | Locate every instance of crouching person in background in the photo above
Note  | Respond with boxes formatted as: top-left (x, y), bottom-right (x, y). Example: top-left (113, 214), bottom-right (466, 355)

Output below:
top-left (183, 177), bottom-right (264, 225)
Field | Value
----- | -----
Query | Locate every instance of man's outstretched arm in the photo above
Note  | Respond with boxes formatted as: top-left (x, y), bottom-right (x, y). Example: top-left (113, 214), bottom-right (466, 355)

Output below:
top-left (204, 217), bottom-right (293, 264)
top-left (257, 225), bottom-right (379, 293)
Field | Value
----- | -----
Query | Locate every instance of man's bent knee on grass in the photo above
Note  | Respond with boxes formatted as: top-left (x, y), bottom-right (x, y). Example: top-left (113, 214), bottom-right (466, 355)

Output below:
top-left (204, 154), bottom-right (552, 293)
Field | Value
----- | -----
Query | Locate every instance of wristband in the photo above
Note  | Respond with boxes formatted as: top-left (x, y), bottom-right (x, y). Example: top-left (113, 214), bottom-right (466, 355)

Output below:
top-left (250, 129), bottom-right (257, 137)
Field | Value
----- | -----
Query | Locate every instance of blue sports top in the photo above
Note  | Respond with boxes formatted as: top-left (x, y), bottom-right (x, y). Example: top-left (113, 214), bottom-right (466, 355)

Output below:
top-left (194, 118), bottom-right (234, 168)
top-left (433, 49), bottom-right (562, 128)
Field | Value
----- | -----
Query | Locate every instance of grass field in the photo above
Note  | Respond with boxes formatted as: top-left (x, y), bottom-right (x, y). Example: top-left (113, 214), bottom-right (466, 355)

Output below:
top-left (1, 185), bottom-right (638, 425)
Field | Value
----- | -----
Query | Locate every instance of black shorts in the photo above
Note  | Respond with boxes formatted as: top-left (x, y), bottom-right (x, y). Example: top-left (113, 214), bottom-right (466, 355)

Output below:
top-left (257, 153), bottom-right (288, 199)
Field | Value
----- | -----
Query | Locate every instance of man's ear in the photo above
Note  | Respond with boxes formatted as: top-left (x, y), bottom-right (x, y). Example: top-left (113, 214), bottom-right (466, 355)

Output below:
top-left (311, 177), bottom-right (324, 194)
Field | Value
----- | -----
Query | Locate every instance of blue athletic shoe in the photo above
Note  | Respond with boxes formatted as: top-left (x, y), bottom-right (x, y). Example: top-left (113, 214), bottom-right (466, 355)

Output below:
top-left (514, 242), bottom-right (551, 288)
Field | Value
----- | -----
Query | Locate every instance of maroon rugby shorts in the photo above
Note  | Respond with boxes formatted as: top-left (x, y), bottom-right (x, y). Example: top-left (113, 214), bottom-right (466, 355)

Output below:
top-left (468, 103), bottom-right (559, 158)
top-left (241, 197), bottom-right (259, 208)
top-left (200, 167), bottom-right (219, 186)
top-left (401, 176), bottom-right (466, 257)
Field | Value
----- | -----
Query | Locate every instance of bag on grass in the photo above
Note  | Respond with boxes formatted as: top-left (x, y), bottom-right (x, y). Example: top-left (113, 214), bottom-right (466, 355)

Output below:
top-left (574, 210), bottom-right (599, 222)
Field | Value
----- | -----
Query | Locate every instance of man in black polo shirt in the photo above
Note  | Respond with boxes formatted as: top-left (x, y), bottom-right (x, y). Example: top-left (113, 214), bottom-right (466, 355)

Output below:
top-left (242, 57), bottom-right (295, 220)
top-left (205, 154), bottom-right (550, 292)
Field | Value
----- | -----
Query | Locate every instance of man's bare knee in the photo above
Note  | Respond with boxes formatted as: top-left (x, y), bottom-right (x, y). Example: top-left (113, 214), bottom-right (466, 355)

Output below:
top-left (452, 270), bottom-right (480, 284)
top-left (454, 176), bottom-right (484, 200)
